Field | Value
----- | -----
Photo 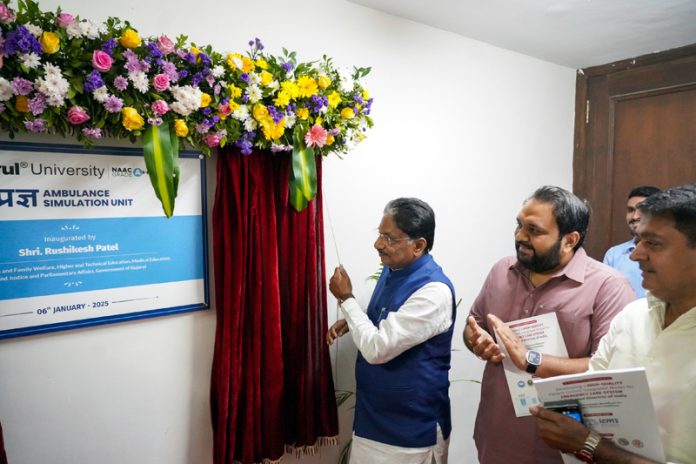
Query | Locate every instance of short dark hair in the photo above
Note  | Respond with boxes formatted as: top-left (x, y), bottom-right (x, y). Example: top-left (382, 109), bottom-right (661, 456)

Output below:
top-left (628, 185), bottom-right (661, 200)
top-left (384, 198), bottom-right (435, 252)
top-left (527, 186), bottom-right (590, 251)
top-left (637, 183), bottom-right (696, 247)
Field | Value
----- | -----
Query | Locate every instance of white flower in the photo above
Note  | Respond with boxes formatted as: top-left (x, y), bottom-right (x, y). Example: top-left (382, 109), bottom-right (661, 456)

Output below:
top-left (129, 71), bottom-right (149, 93)
top-left (0, 78), bottom-right (13, 102)
top-left (92, 86), bottom-right (110, 103)
top-left (79, 20), bottom-right (99, 39)
top-left (284, 113), bottom-right (296, 129)
top-left (243, 118), bottom-right (258, 132)
top-left (267, 80), bottom-right (279, 92)
top-left (169, 85), bottom-right (203, 116)
top-left (211, 65), bottom-right (225, 78)
top-left (43, 62), bottom-right (63, 78)
top-left (338, 69), bottom-right (353, 93)
top-left (231, 56), bottom-right (243, 70)
top-left (65, 22), bottom-right (82, 39)
top-left (35, 74), bottom-right (69, 106)
top-left (24, 24), bottom-right (43, 37)
top-left (250, 73), bottom-right (261, 86)
top-left (45, 93), bottom-right (66, 107)
top-left (19, 53), bottom-right (41, 69)
top-left (232, 105), bottom-right (250, 122)
top-left (246, 84), bottom-right (262, 103)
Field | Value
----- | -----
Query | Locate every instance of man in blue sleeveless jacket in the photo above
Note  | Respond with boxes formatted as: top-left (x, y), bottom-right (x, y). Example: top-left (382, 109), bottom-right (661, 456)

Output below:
top-left (326, 197), bottom-right (456, 464)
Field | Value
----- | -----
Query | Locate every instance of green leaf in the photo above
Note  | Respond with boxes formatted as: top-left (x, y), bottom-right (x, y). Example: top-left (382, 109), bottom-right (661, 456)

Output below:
top-left (289, 130), bottom-right (317, 211)
top-left (142, 122), bottom-right (179, 217)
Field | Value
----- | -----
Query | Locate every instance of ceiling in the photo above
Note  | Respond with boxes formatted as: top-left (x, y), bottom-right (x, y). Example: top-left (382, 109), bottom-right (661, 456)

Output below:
top-left (347, 0), bottom-right (696, 69)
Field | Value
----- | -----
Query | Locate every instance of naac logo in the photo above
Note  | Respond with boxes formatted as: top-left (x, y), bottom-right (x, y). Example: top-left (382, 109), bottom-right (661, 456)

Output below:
top-left (111, 166), bottom-right (146, 178)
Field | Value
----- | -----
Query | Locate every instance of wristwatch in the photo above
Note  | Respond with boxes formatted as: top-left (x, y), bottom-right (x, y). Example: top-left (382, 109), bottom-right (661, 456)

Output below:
top-left (525, 350), bottom-right (542, 374)
top-left (574, 430), bottom-right (601, 463)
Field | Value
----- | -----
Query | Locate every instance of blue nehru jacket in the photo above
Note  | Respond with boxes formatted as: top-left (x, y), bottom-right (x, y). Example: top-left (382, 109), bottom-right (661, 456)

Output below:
top-left (603, 239), bottom-right (643, 298)
top-left (353, 253), bottom-right (456, 447)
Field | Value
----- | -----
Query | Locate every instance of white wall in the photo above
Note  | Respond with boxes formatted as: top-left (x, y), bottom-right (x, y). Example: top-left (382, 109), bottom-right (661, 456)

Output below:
top-left (0, 0), bottom-right (576, 463)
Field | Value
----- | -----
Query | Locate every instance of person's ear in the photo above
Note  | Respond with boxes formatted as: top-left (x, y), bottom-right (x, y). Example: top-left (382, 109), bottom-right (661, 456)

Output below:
top-left (413, 237), bottom-right (427, 255)
top-left (563, 231), bottom-right (580, 252)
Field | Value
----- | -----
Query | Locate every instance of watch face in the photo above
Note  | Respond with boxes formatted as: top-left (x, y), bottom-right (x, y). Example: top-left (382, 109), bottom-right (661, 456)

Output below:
top-left (526, 350), bottom-right (542, 365)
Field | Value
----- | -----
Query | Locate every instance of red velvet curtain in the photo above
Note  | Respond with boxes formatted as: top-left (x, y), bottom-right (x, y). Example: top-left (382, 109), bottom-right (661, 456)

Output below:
top-left (211, 147), bottom-right (338, 464)
top-left (0, 420), bottom-right (7, 464)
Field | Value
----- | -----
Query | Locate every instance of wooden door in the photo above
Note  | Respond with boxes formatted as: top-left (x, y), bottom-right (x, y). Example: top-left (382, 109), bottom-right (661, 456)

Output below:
top-left (574, 44), bottom-right (696, 260)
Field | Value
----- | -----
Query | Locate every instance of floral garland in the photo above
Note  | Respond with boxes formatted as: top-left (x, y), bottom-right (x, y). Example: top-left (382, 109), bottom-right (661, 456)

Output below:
top-left (0, 0), bottom-right (373, 214)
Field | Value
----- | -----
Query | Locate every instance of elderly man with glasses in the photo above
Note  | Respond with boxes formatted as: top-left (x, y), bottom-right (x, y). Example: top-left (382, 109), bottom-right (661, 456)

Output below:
top-left (326, 197), bottom-right (456, 464)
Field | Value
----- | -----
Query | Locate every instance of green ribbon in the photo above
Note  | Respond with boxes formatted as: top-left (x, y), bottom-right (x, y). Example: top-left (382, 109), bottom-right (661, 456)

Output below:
top-left (142, 122), bottom-right (180, 218)
top-left (289, 128), bottom-right (317, 212)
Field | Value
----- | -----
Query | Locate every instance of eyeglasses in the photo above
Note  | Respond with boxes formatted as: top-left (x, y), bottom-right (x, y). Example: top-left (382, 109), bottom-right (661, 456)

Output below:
top-left (376, 232), bottom-right (414, 246)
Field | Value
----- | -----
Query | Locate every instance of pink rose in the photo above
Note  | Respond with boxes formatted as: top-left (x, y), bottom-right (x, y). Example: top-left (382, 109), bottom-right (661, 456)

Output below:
top-left (151, 99), bottom-right (169, 116)
top-left (152, 73), bottom-right (170, 92)
top-left (56, 12), bottom-right (75, 28)
top-left (67, 106), bottom-right (90, 125)
top-left (203, 133), bottom-right (223, 147)
top-left (157, 35), bottom-right (174, 55)
top-left (0, 3), bottom-right (16, 24)
top-left (92, 50), bottom-right (113, 72)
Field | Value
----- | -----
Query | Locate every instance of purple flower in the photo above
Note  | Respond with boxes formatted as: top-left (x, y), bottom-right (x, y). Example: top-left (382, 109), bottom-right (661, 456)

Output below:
top-left (201, 107), bottom-right (212, 116)
top-left (161, 61), bottom-right (179, 82)
top-left (147, 41), bottom-right (162, 60)
top-left (255, 38), bottom-right (264, 51)
top-left (148, 117), bottom-right (163, 126)
top-left (178, 70), bottom-right (189, 80)
top-left (192, 72), bottom-right (203, 86)
top-left (28, 93), bottom-right (47, 115)
top-left (235, 131), bottom-right (256, 155)
top-left (195, 121), bottom-right (211, 134)
top-left (84, 71), bottom-right (104, 93)
top-left (183, 51), bottom-right (196, 64)
top-left (101, 38), bottom-right (117, 56)
top-left (213, 83), bottom-right (221, 96)
top-left (241, 94), bottom-right (249, 104)
top-left (113, 75), bottom-right (129, 91)
top-left (353, 93), bottom-right (364, 105)
top-left (82, 127), bottom-right (103, 139)
top-left (240, 73), bottom-right (250, 83)
top-left (5, 26), bottom-right (42, 55)
top-left (11, 77), bottom-right (34, 96)
top-left (104, 96), bottom-right (124, 113)
top-left (198, 52), bottom-right (211, 67)
top-left (267, 105), bottom-right (283, 123)
top-left (23, 118), bottom-right (46, 133)
top-left (211, 115), bottom-right (220, 124)
top-left (281, 62), bottom-right (293, 73)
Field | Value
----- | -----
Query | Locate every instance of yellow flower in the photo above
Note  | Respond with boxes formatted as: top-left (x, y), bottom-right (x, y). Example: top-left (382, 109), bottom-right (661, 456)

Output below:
top-left (228, 84), bottom-right (242, 98)
top-left (256, 59), bottom-right (269, 70)
top-left (326, 134), bottom-right (335, 145)
top-left (327, 91), bottom-right (341, 109)
top-left (253, 104), bottom-right (269, 121)
top-left (340, 107), bottom-right (355, 119)
top-left (39, 32), bottom-right (60, 54)
top-left (296, 75), bottom-right (318, 98)
top-left (228, 101), bottom-right (240, 112)
top-left (191, 46), bottom-right (201, 57)
top-left (200, 93), bottom-right (212, 108)
top-left (315, 116), bottom-right (323, 126)
top-left (296, 107), bottom-right (309, 120)
top-left (226, 53), bottom-right (255, 72)
top-left (121, 107), bottom-right (144, 131)
top-left (259, 71), bottom-right (274, 87)
top-left (317, 75), bottom-right (331, 89)
top-left (362, 89), bottom-right (371, 100)
top-left (280, 81), bottom-right (300, 100)
top-left (174, 119), bottom-right (189, 137)
top-left (261, 119), bottom-right (286, 141)
top-left (15, 96), bottom-right (29, 113)
top-left (119, 29), bottom-right (142, 49)
top-left (274, 91), bottom-right (291, 107)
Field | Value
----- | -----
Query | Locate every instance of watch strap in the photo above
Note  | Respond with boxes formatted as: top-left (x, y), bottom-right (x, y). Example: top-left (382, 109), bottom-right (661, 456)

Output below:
top-left (574, 430), bottom-right (601, 463)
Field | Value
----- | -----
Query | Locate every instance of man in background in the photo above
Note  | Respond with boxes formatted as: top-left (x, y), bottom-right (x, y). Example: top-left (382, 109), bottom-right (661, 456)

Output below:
top-left (604, 185), bottom-right (660, 298)
top-left (326, 197), bottom-right (456, 464)
top-left (531, 183), bottom-right (696, 463)
top-left (465, 186), bottom-right (634, 464)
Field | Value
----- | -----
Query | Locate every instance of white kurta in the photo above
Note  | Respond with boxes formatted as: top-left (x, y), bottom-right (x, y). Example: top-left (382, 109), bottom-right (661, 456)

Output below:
top-left (340, 282), bottom-right (453, 464)
top-left (589, 293), bottom-right (696, 463)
